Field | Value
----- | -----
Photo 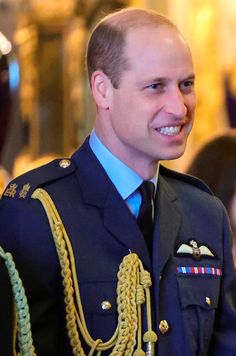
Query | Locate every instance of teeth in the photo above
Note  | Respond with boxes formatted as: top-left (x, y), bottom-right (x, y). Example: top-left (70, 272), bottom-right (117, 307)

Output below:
top-left (158, 126), bottom-right (181, 136)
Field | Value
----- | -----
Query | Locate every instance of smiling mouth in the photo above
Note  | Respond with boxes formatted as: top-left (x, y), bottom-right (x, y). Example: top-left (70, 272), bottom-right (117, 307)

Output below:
top-left (156, 125), bottom-right (182, 136)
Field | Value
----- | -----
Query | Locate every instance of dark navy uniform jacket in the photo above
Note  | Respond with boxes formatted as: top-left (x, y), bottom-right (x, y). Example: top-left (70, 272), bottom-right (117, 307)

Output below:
top-left (0, 137), bottom-right (236, 355)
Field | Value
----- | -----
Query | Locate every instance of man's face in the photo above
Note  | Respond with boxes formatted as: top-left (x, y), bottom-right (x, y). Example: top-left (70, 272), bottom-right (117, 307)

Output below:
top-left (100, 25), bottom-right (196, 172)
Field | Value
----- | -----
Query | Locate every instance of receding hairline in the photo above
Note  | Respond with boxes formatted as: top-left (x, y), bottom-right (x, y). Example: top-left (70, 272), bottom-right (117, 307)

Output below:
top-left (86, 7), bottom-right (182, 88)
top-left (96, 7), bottom-right (178, 32)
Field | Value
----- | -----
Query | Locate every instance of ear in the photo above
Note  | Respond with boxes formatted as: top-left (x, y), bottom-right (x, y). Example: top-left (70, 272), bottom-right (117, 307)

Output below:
top-left (91, 70), bottom-right (112, 110)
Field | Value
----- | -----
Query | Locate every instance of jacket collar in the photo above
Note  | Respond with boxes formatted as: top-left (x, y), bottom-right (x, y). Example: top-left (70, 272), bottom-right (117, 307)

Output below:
top-left (72, 138), bottom-right (151, 267)
top-left (72, 140), bottom-right (181, 271)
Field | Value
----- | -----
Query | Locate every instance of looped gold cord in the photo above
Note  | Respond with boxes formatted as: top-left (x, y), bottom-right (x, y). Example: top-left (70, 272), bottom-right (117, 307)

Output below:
top-left (32, 188), bottom-right (157, 355)
top-left (0, 246), bottom-right (36, 356)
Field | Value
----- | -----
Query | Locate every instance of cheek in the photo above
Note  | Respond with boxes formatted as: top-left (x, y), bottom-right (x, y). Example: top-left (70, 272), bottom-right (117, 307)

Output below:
top-left (186, 94), bottom-right (196, 115)
top-left (188, 105), bottom-right (195, 118)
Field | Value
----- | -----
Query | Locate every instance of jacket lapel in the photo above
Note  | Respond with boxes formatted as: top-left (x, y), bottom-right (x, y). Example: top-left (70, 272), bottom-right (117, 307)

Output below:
top-left (103, 188), bottom-right (150, 267)
top-left (153, 173), bottom-right (181, 275)
top-left (72, 139), bottom-right (151, 268)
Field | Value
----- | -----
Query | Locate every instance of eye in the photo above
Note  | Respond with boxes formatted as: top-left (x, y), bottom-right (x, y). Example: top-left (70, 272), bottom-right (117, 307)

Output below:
top-left (180, 79), bottom-right (195, 93)
top-left (145, 82), bottom-right (164, 92)
top-left (149, 83), bottom-right (159, 89)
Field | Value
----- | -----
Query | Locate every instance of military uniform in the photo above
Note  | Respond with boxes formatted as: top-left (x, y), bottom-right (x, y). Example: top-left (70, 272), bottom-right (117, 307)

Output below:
top-left (0, 137), bottom-right (236, 355)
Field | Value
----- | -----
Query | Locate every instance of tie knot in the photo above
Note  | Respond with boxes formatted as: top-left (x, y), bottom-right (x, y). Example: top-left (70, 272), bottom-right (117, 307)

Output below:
top-left (138, 181), bottom-right (155, 203)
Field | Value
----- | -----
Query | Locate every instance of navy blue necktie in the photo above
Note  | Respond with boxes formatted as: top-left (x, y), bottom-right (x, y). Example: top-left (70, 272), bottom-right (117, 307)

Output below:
top-left (137, 181), bottom-right (155, 255)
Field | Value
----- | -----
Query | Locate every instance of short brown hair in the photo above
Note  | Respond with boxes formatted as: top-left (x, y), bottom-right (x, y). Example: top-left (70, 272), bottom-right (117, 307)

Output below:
top-left (86, 7), bottom-right (177, 89)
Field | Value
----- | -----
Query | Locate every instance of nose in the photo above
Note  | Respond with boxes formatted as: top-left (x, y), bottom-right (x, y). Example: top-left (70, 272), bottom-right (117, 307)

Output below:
top-left (164, 89), bottom-right (187, 119)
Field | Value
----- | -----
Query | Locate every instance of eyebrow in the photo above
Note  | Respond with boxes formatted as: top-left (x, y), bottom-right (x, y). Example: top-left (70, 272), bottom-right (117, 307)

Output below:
top-left (184, 74), bottom-right (195, 81)
top-left (138, 73), bottom-right (196, 87)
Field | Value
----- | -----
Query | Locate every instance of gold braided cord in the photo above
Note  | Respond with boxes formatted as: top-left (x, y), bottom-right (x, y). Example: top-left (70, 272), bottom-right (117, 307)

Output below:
top-left (32, 188), bottom-right (158, 355)
top-left (32, 188), bottom-right (117, 354)
top-left (110, 254), bottom-right (139, 355)
top-left (0, 246), bottom-right (36, 356)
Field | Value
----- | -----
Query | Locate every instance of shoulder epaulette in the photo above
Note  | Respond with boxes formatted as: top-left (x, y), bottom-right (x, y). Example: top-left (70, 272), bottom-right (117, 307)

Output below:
top-left (1, 158), bottom-right (75, 201)
top-left (159, 164), bottom-right (213, 195)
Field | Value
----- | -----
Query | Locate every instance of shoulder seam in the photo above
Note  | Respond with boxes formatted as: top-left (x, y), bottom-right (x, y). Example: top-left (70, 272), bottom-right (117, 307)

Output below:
top-left (159, 164), bottom-right (213, 195)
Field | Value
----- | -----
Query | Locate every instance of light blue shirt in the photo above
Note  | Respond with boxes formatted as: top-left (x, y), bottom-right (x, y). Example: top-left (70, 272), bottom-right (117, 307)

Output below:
top-left (89, 130), bottom-right (158, 218)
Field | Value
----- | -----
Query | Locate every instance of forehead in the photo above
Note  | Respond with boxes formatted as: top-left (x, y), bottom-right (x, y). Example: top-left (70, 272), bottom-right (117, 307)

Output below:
top-left (123, 25), bottom-right (193, 76)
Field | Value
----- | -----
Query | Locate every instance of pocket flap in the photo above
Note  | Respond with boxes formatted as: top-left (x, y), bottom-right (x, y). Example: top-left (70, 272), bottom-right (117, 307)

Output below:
top-left (177, 275), bottom-right (220, 310)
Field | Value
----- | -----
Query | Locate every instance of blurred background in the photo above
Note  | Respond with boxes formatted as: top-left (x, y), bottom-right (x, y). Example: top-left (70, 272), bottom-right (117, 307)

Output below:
top-left (1, 0), bottom-right (236, 191)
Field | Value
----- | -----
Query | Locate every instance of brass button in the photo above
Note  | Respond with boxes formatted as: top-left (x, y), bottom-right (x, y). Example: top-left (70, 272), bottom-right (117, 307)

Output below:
top-left (101, 300), bottom-right (112, 310)
top-left (159, 275), bottom-right (162, 281)
top-left (59, 159), bottom-right (71, 168)
top-left (159, 320), bottom-right (169, 335)
top-left (205, 297), bottom-right (211, 306)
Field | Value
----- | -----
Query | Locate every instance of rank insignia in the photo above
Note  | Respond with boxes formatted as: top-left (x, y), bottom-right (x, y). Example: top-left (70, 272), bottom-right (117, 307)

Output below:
top-left (4, 183), bottom-right (18, 198)
top-left (19, 183), bottom-right (31, 199)
top-left (176, 239), bottom-right (215, 259)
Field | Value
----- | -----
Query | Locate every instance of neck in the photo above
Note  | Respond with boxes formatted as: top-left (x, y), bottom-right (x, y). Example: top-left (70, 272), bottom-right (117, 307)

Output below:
top-left (127, 160), bottom-right (159, 180)
top-left (94, 124), bottom-right (159, 180)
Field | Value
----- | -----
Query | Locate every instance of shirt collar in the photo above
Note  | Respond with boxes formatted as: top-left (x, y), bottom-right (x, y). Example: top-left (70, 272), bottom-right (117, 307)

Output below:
top-left (89, 130), bottom-right (158, 199)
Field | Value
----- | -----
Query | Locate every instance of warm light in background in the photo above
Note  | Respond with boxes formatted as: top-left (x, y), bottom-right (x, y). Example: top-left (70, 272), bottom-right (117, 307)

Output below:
top-left (0, 0), bottom-right (236, 175)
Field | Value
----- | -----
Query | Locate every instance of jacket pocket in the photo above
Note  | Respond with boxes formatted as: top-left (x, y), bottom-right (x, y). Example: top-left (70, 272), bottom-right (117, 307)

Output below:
top-left (79, 280), bottom-right (118, 343)
top-left (177, 275), bottom-right (221, 355)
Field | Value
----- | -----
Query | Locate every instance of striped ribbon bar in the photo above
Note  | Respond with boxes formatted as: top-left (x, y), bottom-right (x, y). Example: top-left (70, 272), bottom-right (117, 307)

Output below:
top-left (177, 266), bottom-right (222, 276)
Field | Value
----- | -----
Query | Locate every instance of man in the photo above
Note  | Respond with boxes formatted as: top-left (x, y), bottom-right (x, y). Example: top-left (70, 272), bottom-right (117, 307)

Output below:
top-left (0, 7), bottom-right (236, 356)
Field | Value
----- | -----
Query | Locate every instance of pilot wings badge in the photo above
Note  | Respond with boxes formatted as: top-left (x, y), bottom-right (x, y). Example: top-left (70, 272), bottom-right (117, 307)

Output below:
top-left (176, 240), bottom-right (215, 260)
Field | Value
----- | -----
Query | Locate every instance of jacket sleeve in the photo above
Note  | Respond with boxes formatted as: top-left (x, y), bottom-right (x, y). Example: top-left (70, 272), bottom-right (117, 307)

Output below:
top-left (209, 203), bottom-right (236, 354)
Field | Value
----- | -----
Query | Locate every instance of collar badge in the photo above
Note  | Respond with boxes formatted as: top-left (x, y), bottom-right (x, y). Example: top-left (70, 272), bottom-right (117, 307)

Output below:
top-left (19, 183), bottom-right (31, 199)
top-left (4, 183), bottom-right (18, 198)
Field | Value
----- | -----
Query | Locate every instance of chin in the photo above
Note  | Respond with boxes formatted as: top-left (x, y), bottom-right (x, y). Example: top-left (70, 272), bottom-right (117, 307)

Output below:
top-left (162, 148), bottom-right (186, 161)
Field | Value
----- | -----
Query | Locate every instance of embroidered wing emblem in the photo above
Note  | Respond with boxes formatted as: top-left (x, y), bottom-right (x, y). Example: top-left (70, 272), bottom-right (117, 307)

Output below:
top-left (176, 240), bottom-right (215, 259)
top-left (176, 244), bottom-right (192, 254)
top-left (199, 245), bottom-right (214, 257)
